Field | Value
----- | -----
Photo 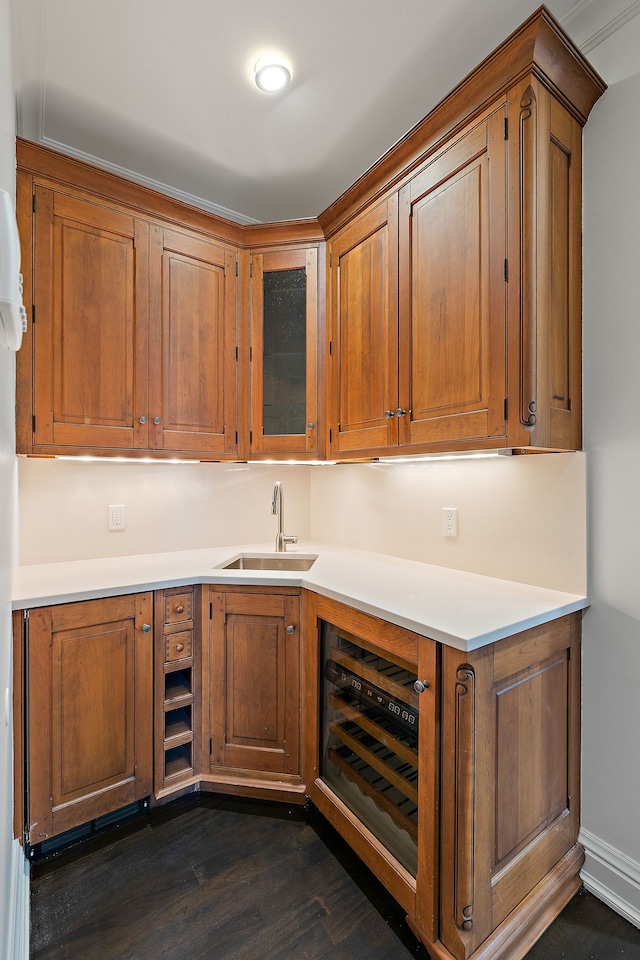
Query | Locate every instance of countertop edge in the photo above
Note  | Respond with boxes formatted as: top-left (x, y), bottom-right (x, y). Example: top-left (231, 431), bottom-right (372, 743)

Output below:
top-left (11, 544), bottom-right (589, 653)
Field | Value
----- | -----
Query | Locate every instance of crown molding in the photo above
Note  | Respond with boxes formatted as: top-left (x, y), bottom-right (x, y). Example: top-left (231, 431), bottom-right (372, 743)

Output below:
top-left (36, 135), bottom-right (261, 226)
top-left (561, 0), bottom-right (640, 54)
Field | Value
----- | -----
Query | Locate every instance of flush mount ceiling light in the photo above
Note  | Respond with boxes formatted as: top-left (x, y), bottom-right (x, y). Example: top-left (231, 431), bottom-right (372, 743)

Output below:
top-left (254, 57), bottom-right (291, 93)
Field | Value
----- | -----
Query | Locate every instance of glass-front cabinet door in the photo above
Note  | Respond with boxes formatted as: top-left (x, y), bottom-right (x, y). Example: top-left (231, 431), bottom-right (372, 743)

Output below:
top-left (249, 246), bottom-right (319, 457)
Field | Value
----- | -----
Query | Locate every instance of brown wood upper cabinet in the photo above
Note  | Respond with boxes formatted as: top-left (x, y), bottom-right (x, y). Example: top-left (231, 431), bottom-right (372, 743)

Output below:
top-left (397, 104), bottom-right (508, 449)
top-left (329, 196), bottom-right (399, 454)
top-left (149, 227), bottom-right (237, 456)
top-left (329, 106), bottom-right (508, 457)
top-left (17, 149), bottom-right (240, 460)
top-left (248, 246), bottom-right (320, 458)
top-left (323, 9), bottom-right (605, 458)
top-left (17, 9), bottom-right (605, 461)
top-left (29, 187), bottom-right (150, 453)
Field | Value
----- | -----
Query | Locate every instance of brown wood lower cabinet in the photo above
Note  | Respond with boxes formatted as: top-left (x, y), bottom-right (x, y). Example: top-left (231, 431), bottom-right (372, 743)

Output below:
top-left (25, 593), bottom-right (153, 845)
top-left (16, 581), bottom-right (582, 960)
top-left (153, 585), bottom-right (202, 797)
top-left (304, 594), bottom-right (582, 960)
top-left (202, 586), bottom-right (305, 801)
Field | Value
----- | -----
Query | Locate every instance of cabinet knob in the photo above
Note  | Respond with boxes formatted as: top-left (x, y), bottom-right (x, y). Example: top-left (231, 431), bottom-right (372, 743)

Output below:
top-left (395, 408), bottom-right (407, 418)
top-left (175, 604), bottom-right (185, 614)
top-left (175, 643), bottom-right (184, 652)
top-left (139, 416), bottom-right (147, 424)
top-left (307, 423), bottom-right (314, 430)
top-left (286, 625), bottom-right (295, 634)
top-left (384, 410), bottom-right (395, 419)
top-left (153, 416), bottom-right (161, 425)
top-left (141, 623), bottom-right (151, 633)
top-left (413, 679), bottom-right (430, 694)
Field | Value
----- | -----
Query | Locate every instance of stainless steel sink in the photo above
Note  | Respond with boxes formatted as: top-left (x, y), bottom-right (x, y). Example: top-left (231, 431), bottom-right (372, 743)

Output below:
top-left (219, 554), bottom-right (317, 571)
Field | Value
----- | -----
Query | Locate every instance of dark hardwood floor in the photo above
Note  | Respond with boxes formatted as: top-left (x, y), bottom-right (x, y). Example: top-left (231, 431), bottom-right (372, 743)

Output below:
top-left (30, 795), bottom-right (640, 960)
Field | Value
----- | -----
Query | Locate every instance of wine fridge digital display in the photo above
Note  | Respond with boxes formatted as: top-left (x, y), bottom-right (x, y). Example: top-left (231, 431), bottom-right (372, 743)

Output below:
top-left (319, 619), bottom-right (419, 875)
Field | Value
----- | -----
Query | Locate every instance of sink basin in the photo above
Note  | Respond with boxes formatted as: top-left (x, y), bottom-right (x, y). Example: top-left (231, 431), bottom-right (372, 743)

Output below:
top-left (219, 554), bottom-right (317, 571)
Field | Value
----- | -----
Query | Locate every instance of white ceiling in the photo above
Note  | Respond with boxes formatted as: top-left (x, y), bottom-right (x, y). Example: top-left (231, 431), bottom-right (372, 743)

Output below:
top-left (9, 0), bottom-right (635, 224)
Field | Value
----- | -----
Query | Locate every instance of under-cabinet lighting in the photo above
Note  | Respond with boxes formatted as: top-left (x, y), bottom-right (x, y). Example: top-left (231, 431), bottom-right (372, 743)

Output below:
top-left (54, 456), bottom-right (202, 465)
top-left (261, 459), bottom-right (337, 466)
top-left (375, 450), bottom-right (513, 464)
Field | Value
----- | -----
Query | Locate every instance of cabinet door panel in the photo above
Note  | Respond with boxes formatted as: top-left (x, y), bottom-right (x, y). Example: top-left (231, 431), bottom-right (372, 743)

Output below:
top-left (250, 247), bottom-right (319, 456)
top-left (33, 188), bottom-right (149, 450)
top-left (514, 83), bottom-right (584, 450)
top-left (330, 196), bottom-right (399, 453)
top-left (27, 594), bottom-right (153, 843)
top-left (226, 614), bottom-right (284, 748)
top-left (149, 227), bottom-right (237, 455)
top-left (52, 620), bottom-right (135, 802)
top-left (210, 591), bottom-right (300, 776)
top-left (399, 106), bottom-right (507, 447)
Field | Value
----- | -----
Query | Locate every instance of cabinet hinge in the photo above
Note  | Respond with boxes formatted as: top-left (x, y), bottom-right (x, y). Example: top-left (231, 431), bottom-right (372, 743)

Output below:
top-left (235, 430), bottom-right (238, 444)
top-left (504, 259), bottom-right (508, 282)
top-left (249, 346), bottom-right (252, 362)
top-left (32, 414), bottom-right (36, 433)
top-left (249, 261), bottom-right (253, 278)
top-left (235, 259), bottom-right (238, 277)
top-left (504, 117), bottom-right (508, 140)
top-left (32, 194), bottom-right (36, 212)
top-left (329, 340), bottom-right (332, 357)
top-left (329, 252), bottom-right (332, 269)
top-left (329, 428), bottom-right (332, 443)
top-left (209, 601), bottom-right (213, 619)
top-left (250, 430), bottom-right (253, 444)
top-left (235, 345), bottom-right (238, 361)
top-left (504, 398), bottom-right (508, 421)
top-left (31, 304), bottom-right (35, 325)
top-left (210, 738), bottom-right (213, 755)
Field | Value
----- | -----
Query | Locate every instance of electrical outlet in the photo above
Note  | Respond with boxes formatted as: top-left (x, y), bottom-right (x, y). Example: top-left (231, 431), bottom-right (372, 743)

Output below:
top-left (108, 504), bottom-right (126, 531)
top-left (442, 507), bottom-right (458, 537)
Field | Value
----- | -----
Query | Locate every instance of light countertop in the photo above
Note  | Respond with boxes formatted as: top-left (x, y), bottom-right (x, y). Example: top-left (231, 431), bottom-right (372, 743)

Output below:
top-left (12, 542), bottom-right (589, 652)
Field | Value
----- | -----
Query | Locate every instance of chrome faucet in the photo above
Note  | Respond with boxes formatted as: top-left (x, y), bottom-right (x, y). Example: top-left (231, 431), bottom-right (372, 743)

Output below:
top-left (272, 481), bottom-right (297, 552)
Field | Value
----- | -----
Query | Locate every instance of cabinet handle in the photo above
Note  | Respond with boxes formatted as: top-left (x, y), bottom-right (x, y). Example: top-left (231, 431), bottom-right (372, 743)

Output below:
top-left (413, 679), bottom-right (430, 693)
top-left (175, 643), bottom-right (184, 652)
top-left (395, 408), bottom-right (407, 418)
top-left (139, 416), bottom-right (147, 424)
top-left (286, 625), bottom-right (295, 634)
top-left (153, 417), bottom-right (161, 425)
top-left (384, 410), bottom-right (395, 419)
top-left (141, 623), bottom-right (151, 633)
top-left (175, 605), bottom-right (185, 614)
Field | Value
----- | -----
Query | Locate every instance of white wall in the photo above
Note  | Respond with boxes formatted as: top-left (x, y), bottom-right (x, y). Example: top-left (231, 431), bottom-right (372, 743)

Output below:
top-left (18, 453), bottom-right (587, 594)
top-left (580, 66), bottom-right (640, 926)
top-left (0, 0), bottom-right (29, 955)
top-left (18, 459), bottom-right (311, 563)
top-left (310, 454), bottom-right (587, 594)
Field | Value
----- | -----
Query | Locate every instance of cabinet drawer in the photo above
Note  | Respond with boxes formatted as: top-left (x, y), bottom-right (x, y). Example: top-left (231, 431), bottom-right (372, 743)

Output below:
top-left (164, 592), bottom-right (193, 625)
top-left (165, 630), bottom-right (192, 662)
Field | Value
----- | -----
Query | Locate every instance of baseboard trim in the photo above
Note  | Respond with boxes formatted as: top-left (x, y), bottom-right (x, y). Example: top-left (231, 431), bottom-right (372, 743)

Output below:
top-left (5, 838), bottom-right (30, 960)
top-left (579, 827), bottom-right (640, 929)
